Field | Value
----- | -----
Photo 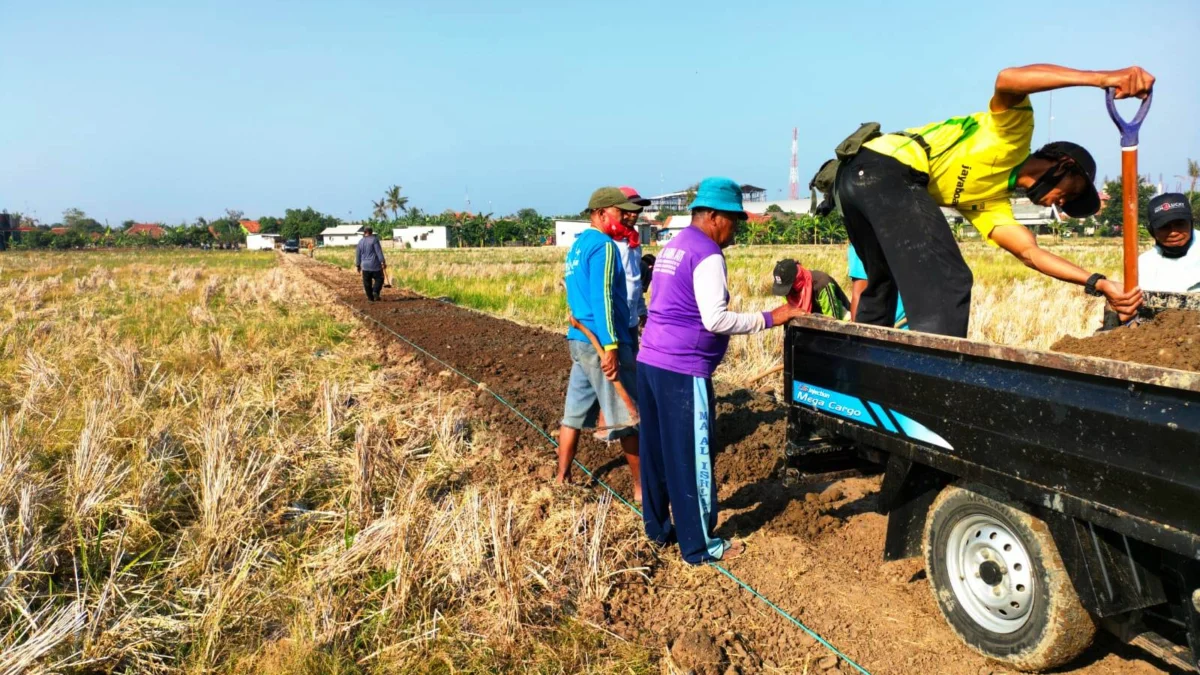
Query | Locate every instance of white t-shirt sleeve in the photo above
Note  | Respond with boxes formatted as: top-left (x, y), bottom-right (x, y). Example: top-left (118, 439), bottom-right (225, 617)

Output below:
top-left (1138, 232), bottom-right (1200, 293)
top-left (693, 254), bottom-right (767, 335)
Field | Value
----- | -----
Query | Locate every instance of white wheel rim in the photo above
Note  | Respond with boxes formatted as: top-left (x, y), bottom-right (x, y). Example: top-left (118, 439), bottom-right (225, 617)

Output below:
top-left (945, 513), bottom-right (1035, 634)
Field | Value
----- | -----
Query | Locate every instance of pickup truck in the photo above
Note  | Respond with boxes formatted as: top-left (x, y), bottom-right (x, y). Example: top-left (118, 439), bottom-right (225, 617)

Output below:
top-left (782, 315), bottom-right (1200, 672)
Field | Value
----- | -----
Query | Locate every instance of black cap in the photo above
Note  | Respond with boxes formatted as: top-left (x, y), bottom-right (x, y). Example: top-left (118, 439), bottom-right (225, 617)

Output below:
top-left (1037, 141), bottom-right (1100, 218)
top-left (772, 259), bottom-right (798, 296)
top-left (1147, 192), bottom-right (1194, 232)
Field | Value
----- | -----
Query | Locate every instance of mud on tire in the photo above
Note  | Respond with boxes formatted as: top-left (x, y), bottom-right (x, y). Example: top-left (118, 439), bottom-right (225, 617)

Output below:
top-left (924, 484), bottom-right (1096, 672)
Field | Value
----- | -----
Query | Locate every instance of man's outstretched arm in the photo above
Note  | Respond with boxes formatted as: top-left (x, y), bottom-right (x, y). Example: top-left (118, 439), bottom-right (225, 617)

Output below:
top-left (991, 64), bottom-right (1154, 111)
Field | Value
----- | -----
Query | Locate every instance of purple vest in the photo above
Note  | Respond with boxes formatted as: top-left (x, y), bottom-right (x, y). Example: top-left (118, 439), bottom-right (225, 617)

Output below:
top-left (638, 226), bottom-right (728, 378)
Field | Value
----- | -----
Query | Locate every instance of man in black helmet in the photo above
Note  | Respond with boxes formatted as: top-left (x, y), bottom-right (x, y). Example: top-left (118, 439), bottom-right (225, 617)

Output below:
top-left (836, 64), bottom-right (1153, 336)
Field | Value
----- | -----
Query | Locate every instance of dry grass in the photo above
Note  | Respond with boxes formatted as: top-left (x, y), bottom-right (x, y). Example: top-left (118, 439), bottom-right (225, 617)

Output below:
top-left (317, 240), bottom-right (1123, 385)
top-left (0, 250), bottom-right (652, 673)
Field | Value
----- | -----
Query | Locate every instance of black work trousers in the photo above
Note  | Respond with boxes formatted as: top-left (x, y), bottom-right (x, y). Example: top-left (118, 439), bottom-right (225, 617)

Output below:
top-left (836, 149), bottom-right (973, 337)
top-left (361, 269), bottom-right (384, 300)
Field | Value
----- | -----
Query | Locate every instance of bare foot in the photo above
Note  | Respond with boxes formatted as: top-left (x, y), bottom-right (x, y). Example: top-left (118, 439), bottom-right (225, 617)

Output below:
top-left (720, 539), bottom-right (746, 561)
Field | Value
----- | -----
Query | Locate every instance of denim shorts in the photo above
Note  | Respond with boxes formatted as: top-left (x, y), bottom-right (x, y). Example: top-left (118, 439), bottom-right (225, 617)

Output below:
top-left (561, 340), bottom-right (639, 441)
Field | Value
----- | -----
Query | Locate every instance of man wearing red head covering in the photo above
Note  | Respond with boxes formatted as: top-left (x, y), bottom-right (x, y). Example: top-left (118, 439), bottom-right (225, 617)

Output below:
top-left (616, 187), bottom-right (651, 347)
top-left (772, 259), bottom-right (850, 319)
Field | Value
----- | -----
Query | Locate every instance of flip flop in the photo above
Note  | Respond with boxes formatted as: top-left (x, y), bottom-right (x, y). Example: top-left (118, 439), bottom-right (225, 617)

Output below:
top-left (720, 539), bottom-right (746, 560)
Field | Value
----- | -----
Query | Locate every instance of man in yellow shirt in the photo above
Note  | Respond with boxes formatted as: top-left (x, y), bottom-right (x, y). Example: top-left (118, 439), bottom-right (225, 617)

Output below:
top-left (836, 63), bottom-right (1152, 337)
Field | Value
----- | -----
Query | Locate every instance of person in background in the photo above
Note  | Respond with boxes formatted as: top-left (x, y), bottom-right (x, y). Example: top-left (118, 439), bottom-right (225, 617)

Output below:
top-left (771, 258), bottom-right (851, 320)
top-left (556, 187), bottom-right (642, 502)
top-left (641, 253), bottom-right (657, 295)
top-left (355, 227), bottom-right (387, 302)
top-left (847, 244), bottom-right (908, 329)
top-left (637, 177), bottom-right (807, 564)
top-left (1139, 193), bottom-right (1200, 293)
top-left (617, 187), bottom-right (651, 345)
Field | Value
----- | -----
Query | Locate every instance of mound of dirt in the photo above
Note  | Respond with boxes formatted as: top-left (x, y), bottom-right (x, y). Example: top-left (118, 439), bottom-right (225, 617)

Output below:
top-left (1052, 310), bottom-right (1200, 372)
top-left (670, 628), bottom-right (726, 674)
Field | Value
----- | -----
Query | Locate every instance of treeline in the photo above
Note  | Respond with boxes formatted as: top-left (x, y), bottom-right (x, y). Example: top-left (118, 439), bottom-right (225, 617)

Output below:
top-left (734, 208), bottom-right (848, 246)
top-left (11, 178), bottom-right (1194, 252)
top-left (1, 202), bottom-right (567, 251)
top-left (374, 207), bottom-right (559, 247)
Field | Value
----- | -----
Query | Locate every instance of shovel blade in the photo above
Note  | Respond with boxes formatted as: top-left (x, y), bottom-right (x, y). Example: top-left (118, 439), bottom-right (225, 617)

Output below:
top-left (1143, 290), bottom-right (1200, 312)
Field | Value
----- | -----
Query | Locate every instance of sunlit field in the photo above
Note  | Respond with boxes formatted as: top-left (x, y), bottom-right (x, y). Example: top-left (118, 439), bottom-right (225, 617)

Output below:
top-left (0, 250), bottom-right (652, 673)
top-left (318, 240), bottom-right (1122, 384)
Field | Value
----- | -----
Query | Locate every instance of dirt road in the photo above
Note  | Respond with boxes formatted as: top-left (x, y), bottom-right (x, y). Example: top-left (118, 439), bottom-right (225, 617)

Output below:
top-left (297, 255), bottom-right (1175, 675)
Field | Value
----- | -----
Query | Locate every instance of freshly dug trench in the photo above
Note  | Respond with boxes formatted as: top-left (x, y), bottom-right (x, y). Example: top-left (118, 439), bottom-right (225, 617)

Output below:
top-left (1052, 310), bottom-right (1200, 372)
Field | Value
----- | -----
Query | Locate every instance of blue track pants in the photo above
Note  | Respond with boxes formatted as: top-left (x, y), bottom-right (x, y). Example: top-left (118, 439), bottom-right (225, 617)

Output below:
top-left (636, 362), bottom-right (729, 564)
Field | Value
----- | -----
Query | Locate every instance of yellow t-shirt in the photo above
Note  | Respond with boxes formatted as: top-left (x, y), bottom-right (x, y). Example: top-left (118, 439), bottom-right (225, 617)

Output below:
top-left (862, 97), bottom-right (1035, 242)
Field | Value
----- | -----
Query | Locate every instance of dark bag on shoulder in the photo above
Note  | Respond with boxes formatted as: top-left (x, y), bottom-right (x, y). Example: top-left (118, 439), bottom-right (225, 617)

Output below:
top-left (809, 122), bottom-right (882, 215)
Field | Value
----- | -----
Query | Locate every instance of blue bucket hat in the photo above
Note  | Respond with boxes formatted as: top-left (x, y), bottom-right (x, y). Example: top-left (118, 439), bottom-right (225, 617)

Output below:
top-left (688, 176), bottom-right (746, 217)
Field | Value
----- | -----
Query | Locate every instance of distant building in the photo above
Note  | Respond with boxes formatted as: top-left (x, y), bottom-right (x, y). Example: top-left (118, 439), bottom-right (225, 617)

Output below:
top-left (393, 226), bottom-right (448, 249)
top-left (554, 220), bottom-right (589, 248)
top-left (246, 233), bottom-right (280, 251)
top-left (319, 224), bottom-right (364, 247)
top-left (743, 198), bottom-right (813, 215)
top-left (1009, 198), bottom-right (1056, 230)
top-left (656, 215), bottom-right (692, 243)
top-left (644, 184), bottom-right (768, 215)
top-left (127, 223), bottom-right (166, 238)
top-left (50, 227), bottom-right (69, 235)
top-left (239, 220), bottom-right (262, 235)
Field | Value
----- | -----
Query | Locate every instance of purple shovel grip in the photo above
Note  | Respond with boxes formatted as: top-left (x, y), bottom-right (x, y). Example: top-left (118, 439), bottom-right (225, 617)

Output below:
top-left (1106, 88), bottom-right (1152, 147)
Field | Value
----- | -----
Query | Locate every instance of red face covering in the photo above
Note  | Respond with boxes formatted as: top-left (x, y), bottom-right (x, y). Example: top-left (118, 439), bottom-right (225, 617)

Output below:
top-left (786, 265), bottom-right (814, 313)
top-left (602, 212), bottom-right (640, 248)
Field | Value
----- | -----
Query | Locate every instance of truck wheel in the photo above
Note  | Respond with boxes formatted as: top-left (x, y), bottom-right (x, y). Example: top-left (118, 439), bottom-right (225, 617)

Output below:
top-left (924, 484), bottom-right (1095, 672)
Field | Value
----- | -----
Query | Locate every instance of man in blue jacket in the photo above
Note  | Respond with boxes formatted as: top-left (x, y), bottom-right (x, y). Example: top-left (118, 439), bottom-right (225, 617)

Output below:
top-left (556, 187), bottom-right (641, 501)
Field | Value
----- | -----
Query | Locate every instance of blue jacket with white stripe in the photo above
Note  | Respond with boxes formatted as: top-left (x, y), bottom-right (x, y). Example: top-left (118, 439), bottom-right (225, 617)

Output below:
top-left (564, 227), bottom-right (631, 349)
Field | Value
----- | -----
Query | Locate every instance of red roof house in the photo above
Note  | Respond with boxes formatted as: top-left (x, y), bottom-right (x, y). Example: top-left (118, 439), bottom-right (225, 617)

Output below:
top-left (50, 227), bottom-right (69, 235)
top-left (127, 223), bottom-right (166, 238)
top-left (239, 219), bottom-right (261, 234)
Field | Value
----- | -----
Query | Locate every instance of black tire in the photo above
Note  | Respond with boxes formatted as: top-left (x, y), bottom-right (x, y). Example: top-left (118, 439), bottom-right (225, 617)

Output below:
top-left (924, 484), bottom-right (1095, 672)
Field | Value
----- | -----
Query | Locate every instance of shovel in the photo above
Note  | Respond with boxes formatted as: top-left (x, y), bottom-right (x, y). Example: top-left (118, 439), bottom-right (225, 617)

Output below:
top-left (1106, 89), bottom-right (1200, 315)
top-left (567, 315), bottom-right (639, 428)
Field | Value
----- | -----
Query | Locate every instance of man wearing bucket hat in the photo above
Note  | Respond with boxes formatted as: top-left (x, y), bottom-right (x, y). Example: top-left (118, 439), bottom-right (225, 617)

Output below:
top-left (829, 63), bottom-right (1152, 336)
top-left (1139, 192), bottom-right (1200, 293)
top-left (636, 177), bottom-right (807, 564)
top-left (555, 187), bottom-right (643, 501)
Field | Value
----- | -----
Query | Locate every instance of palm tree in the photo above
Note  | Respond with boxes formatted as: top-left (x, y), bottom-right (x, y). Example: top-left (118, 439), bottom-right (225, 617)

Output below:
top-left (1188, 159), bottom-right (1199, 194)
top-left (385, 185), bottom-right (408, 220)
top-left (372, 199), bottom-right (388, 222)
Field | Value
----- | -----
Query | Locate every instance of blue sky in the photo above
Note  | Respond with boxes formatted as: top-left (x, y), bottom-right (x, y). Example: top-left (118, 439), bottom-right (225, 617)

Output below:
top-left (3, 0), bottom-right (1198, 225)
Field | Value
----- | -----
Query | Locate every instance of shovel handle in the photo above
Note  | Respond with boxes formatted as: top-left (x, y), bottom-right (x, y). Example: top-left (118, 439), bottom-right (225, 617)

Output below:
top-left (567, 315), bottom-right (639, 425)
top-left (1106, 88), bottom-right (1152, 148)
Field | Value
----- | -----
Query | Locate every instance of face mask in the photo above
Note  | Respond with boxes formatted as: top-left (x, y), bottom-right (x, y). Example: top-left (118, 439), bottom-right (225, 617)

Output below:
top-left (1023, 162), bottom-right (1070, 205)
top-left (602, 212), bottom-right (640, 248)
top-left (1157, 229), bottom-right (1194, 259)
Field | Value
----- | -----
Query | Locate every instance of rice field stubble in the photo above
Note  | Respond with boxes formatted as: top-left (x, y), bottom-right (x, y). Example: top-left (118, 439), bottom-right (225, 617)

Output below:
top-left (0, 250), bottom-right (653, 674)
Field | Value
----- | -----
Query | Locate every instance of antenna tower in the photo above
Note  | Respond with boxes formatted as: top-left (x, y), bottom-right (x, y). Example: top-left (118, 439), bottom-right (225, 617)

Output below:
top-left (788, 127), bottom-right (799, 200)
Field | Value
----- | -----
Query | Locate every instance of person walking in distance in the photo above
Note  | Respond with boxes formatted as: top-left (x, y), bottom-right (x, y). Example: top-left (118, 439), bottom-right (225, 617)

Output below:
top-left (355, 227), bottom-right (387, 302)
top-left (636, 177), bottom-right (807, 564)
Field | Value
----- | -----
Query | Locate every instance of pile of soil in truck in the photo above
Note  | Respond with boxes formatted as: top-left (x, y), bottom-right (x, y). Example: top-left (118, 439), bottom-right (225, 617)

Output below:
top-left (1053, 309), bottom-right (1200, 372)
